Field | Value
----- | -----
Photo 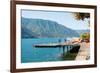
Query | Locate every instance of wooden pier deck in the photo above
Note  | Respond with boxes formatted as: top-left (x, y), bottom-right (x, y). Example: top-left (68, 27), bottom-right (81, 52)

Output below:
top-left (33, 42), bottom-right (80, 48)
top-left (33, 41), bottom-right (90, 60)
top-left (75, 42), bottom-right (90, 60)
top-left (33, 42), bottom-right (80, 56)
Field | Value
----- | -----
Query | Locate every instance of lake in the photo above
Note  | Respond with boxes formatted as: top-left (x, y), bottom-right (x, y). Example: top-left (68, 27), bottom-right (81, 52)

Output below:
top-left (21, 38), bottom-right (72, 63)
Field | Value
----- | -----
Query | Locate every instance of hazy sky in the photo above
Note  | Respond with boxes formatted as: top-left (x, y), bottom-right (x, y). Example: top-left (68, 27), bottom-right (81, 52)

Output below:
top-left (21, 10), bottom-right (89, 30)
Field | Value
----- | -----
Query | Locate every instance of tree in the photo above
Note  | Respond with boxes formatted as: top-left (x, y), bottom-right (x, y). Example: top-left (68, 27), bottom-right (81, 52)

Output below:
top-left (73, 13), bottom-right (90, 42)
top-left (80, 33), bottom-right (90, 42)
top-left (73, 13), bottom-right (90, 27)
top-left (73, 13), bottom-right (90, 20)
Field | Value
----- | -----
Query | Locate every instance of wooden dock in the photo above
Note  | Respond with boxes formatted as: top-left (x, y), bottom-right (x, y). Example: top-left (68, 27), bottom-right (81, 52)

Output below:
top-left (33, 42), bottom-right (80, 56)
top-left (33, 41), bottom-right (89, 60)
top-left (33, 42), bottom-right (80, 48)
top-left (75, 42), bottom-right (90, 60)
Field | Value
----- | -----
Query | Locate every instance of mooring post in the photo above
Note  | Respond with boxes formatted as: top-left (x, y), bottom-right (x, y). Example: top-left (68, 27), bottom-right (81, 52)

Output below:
top-left (67, 45), bottom-right (69, 51)
top-left (66, 46), bottom-right (68, 52)
top-left (69, 45), bottom-right (71, 53)
top-left (63, 46), bottom-right (65, 56)
top-left (69, 45), bottom-right (71, 51)
top-left (71, 45), bottom-right (73, 50)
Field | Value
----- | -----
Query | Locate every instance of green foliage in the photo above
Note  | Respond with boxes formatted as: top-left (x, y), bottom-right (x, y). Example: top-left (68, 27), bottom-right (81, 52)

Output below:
top-left (62, 52), bottom-right (77, 60)
top-left (80, 33), bottom-right (90, 42)
top-left (62, 45), bottom-right (80, 60)
top-left (73, 13), bottom-right (90, 20)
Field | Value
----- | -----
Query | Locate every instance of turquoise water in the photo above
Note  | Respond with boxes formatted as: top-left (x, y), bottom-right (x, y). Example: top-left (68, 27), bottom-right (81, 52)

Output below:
top-left (21, 38), bottom-right (71, 63)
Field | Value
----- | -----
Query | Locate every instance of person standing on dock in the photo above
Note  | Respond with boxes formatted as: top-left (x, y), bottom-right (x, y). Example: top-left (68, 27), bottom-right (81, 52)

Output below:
top-left (64, 38), bottom-right (68, 52)
top-left (64, 39), bottom-right (67, 42)
top-left (58, 39), bottom-right (61, 43)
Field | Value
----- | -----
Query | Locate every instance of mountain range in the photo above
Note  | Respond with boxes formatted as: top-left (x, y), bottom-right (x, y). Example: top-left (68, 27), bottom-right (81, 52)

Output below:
top-left (21, 17), bottom-right (79, 38)
top-left (76, 30), bottom-right (90, 35)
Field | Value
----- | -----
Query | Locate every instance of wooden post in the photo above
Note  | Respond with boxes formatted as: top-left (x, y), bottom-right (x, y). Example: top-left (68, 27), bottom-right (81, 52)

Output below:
top-left (66, 46), bottom-right (68, 52)
top-left (63, 46), bottom-right (65, 56)
top-left (68, 45), bottom-right (70, 51)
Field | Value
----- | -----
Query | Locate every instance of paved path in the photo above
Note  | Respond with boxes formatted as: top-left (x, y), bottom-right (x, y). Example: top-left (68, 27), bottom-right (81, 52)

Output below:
top-left (75, 42), bottom-right (90, 60)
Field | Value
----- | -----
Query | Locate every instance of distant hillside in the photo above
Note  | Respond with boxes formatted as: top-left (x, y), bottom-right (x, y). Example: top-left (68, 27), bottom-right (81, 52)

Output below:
top-left (76, 30), bottom-right (90, 35)
top-left (21, 26), bottom-right (39, 38)
top-left (21, 17), bottom-right (79, 38)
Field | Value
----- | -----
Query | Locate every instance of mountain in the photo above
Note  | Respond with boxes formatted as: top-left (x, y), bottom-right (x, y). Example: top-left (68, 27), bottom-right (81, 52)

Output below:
top-left (21, 17), bottom-right (79, 38)
top-left (76, 30), bottom-right (90, 35)
top-left (21, 26), bottom-right (39, 38)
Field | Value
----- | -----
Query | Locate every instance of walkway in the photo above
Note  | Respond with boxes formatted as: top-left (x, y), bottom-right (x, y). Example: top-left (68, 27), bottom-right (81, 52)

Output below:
top-left (75, 42), bottom-right (90, 60)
